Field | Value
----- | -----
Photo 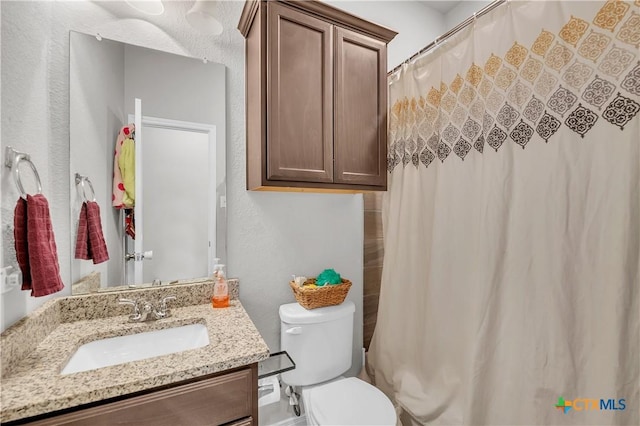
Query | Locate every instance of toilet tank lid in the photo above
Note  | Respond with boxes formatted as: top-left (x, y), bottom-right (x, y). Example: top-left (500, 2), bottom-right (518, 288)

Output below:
top-left (280, 301), bottom-right (355, 324)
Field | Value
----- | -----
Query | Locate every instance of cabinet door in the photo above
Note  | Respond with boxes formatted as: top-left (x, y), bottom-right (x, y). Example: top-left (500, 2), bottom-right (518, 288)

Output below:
top-left (334, 27), bottom-right (387, 187)
top-left (267, 2), bottom-right (334, 183)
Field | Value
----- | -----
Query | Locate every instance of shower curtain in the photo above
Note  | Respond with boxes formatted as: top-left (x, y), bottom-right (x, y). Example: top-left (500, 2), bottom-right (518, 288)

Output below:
top-left (369, 1), bottom-right (639, 425)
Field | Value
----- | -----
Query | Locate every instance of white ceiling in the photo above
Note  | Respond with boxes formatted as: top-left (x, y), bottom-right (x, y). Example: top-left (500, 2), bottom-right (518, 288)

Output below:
top-left (418, 0), bottom-right (463, 14)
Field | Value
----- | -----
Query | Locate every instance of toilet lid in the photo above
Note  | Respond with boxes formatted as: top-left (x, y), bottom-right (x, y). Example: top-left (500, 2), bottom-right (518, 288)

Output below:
top-left (305, 377), bottom-right (396, 426)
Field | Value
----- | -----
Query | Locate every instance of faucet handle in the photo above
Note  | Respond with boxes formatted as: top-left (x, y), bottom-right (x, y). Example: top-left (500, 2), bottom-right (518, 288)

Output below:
top-left (119, 298), bottom-right (141, 321)
top-left (160, 295), bottom-right (176, 309)
top-left (156, 295), bottom-right (176, 317)
top-left (119, 298), bottom-right (138, 309)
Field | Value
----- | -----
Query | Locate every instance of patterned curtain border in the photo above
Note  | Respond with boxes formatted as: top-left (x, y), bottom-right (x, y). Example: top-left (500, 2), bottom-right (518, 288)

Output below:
top-left (388, 0), bottom-right (640, 172)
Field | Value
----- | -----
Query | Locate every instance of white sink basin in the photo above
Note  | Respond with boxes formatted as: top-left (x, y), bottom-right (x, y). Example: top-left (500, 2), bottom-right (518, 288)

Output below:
top-left (61, 323), bottom-right (209, 375)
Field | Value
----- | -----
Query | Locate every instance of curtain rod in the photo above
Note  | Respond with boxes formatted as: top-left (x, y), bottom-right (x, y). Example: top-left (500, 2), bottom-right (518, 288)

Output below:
top-left (388, 0), bottom-right (507, 77)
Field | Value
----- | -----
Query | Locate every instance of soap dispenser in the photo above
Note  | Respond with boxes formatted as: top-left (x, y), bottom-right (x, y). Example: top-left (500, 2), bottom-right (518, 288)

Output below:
top-left (212, 263), bottom-right (229, 308)
top-left (212, 258), bottom-right (221, 279)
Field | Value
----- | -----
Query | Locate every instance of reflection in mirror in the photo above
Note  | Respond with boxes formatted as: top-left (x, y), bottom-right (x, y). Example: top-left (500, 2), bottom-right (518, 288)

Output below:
top-left (69, 31), bottom-right (226, 294)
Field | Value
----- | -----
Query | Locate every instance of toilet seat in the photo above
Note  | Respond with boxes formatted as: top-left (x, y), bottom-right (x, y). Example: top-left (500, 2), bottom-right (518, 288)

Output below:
top-left (303, 377), bottom-right (396, 426)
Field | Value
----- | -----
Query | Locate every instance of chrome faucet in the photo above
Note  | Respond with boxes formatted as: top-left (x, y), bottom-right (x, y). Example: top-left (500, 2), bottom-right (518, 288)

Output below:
top-left (155, 296), bottom-right (176, 319)
top-left (118, 298), bottom-right (142, 322)
top-left (119, 296), bottom-right (176, 322)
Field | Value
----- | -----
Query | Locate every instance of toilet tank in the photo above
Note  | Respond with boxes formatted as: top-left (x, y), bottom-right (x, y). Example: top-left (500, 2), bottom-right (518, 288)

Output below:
top-left (279, 301), bottom-right (355, 386)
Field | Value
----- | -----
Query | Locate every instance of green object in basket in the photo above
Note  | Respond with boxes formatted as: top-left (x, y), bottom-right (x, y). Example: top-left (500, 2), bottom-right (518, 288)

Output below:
top-left (316, 269), bottom-right (342, 286)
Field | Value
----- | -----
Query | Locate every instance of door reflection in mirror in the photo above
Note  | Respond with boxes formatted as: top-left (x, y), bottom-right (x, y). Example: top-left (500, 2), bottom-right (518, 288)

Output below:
top-left (124, 116), bottom-right (216, 286)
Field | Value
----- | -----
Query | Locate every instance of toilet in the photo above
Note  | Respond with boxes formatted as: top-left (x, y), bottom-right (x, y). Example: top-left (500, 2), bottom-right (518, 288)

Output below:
top-left (279, 301), bottom-right (396, 426)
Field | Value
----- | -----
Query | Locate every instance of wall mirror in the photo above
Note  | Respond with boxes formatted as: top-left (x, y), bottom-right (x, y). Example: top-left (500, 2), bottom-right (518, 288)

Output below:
top-left (69, 31), bottom-right (226, 294)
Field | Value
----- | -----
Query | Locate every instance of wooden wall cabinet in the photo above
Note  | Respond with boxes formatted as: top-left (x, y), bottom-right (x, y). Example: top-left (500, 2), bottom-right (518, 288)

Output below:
top-left (18, 365), bottom-right (258, 426)
top-left (239, 0), bottom-right (397, 192)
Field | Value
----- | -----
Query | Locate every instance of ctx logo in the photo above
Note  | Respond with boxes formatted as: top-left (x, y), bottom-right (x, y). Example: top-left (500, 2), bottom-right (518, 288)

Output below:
top-left (555, 396), bottom-right (626, 413)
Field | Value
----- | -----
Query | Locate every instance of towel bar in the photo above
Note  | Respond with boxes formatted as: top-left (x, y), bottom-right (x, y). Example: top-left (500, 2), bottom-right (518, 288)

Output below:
top-left (75, 173), bottom-right (97, 202)
top-left (4, 146), bottom-right (43, 199)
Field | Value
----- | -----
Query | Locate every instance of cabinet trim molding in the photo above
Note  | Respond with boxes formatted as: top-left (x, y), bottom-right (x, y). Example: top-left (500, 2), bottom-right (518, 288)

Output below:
top-left (239, 0), bottom-right (398, 42)
top-left (239, 0), bottom-right (261, 36)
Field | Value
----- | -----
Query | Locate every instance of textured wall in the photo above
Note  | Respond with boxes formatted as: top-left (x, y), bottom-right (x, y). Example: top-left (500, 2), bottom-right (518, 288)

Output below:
top-left (2, 1), bottom-right (66, 330)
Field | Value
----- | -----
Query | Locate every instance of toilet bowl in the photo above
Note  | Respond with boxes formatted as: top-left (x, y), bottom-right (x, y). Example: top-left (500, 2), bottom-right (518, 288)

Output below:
top-left (279, 301), bottom-right (396, 426)
top-left (302, 377), bottom-right (396, 426)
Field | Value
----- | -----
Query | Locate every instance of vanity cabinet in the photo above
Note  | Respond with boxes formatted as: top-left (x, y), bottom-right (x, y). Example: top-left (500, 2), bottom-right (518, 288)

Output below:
top-left (20, 365), bottom-right (258, 426)
top-left (239, 0), bottom-right (397, 192)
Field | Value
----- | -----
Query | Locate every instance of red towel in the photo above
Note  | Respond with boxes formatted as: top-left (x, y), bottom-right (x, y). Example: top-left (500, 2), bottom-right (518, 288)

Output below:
top-left (14, 195), bottom-right (65, 297)
top-left (75, 201), bottom-right (109, 264)
top-left (13, 198), bottom-right (31, 289)
top-left (75, 203), bottom-right (89, 260)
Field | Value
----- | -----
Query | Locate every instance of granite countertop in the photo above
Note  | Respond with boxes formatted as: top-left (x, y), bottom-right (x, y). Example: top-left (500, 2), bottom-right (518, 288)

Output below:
top-left (0, 289), bottom-right (270, 423)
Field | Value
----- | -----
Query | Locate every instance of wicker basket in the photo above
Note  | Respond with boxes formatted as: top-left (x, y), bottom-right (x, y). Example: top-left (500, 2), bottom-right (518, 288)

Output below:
top-left (289, 278), bottom-right (352, 309)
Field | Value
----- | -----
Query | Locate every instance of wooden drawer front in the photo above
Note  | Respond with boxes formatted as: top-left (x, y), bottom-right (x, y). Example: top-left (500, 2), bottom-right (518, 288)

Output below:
top-left (27, 369), bottom-right (253, 426)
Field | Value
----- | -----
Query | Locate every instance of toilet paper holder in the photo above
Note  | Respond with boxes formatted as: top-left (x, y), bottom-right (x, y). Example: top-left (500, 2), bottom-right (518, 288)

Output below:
top-left (257, 351), bottom-right (295, 408)
top-left (258, 375), bottom-right (281, 407)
